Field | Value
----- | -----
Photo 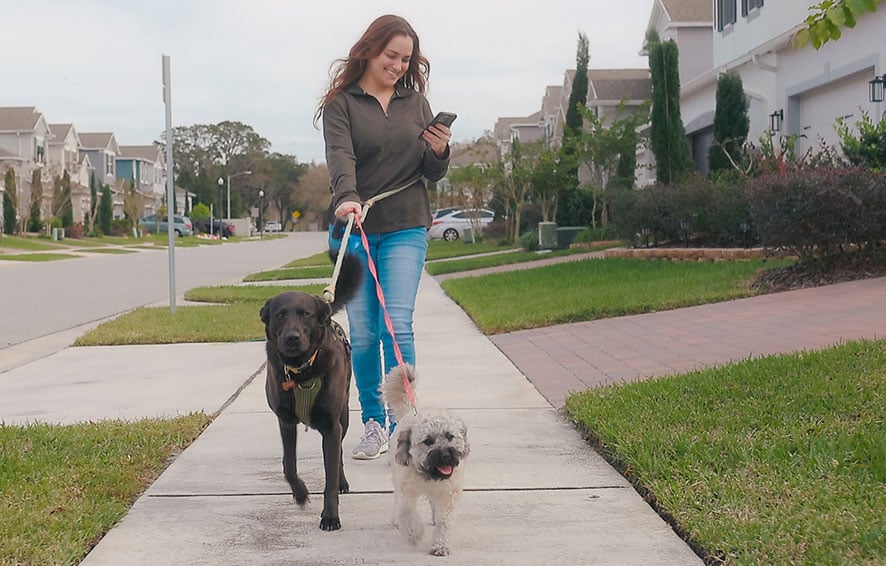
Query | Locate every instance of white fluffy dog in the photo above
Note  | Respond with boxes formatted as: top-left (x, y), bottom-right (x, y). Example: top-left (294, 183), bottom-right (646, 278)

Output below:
top-left (382, 364), bottom-right (470, 556)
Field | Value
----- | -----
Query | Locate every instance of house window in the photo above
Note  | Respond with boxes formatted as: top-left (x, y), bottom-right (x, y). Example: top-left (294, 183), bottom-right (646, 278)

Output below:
top-left (105, 155), bottom-right (114, 175)
top-left (716, 0), bottom-right (737, 31)
top-left (34, 139), bottom-right (45, 163)
top-left (742, 0), bottom-right (763, 16)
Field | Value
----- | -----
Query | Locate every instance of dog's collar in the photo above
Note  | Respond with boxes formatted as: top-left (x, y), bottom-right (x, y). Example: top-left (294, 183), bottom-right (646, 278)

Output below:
top-left (282, 349), bottom-right (320, 386)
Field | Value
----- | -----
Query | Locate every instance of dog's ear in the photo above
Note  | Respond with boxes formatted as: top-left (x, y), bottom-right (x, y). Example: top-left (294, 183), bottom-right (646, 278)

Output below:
top-left (315, 296), bottom-right (332, 324)
top-left (458, 419), bottom-right (470, 458)
top-left (260, 298), bottom-right (272, 325)
top-left (394, 426), bottom-right (412, 466)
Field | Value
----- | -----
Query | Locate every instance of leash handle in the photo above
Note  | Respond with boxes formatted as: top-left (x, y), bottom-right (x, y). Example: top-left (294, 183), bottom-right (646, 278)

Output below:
top-left (323, 212), bottom-right (356, 303)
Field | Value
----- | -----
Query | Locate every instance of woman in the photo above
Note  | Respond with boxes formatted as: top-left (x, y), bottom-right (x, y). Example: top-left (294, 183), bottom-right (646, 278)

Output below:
top-left (317, 14), bottom-right (452, 459)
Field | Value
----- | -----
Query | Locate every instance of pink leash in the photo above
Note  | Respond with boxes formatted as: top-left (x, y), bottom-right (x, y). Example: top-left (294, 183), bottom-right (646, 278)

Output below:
top-left (353, 213), bottom-right (419, 411)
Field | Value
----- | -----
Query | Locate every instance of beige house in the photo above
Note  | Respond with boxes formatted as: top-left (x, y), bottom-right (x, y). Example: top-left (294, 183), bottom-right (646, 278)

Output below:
top-left (0, 107), bottom-right (54, 231)
top-left (48, 123), bottom-right (93, 224)
top-left (491, 0), bottom-right (884, 188)
top-left (650, 0), bottom-right (885, 175)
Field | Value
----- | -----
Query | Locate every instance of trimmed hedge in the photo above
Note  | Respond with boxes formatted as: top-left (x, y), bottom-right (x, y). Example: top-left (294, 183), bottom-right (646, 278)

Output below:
top-left (746, 167), bottom-right (885, 260)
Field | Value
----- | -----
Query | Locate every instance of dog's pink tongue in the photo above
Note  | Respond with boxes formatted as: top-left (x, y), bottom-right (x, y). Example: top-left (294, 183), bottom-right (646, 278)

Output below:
top-left (437, 465), bottom-right (453, 476)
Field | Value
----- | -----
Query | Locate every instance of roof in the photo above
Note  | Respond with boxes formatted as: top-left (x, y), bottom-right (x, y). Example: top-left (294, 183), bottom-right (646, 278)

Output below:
top-left (566, 69), bottom-right (652, 102)
top-left (119, 145), bottom-right (163, 161)
top-left (79, 132), bottom-right (117, 151)
top-left (0, 107), bottom-right (42, 132)
top-left (48, 123), bottom-right (74, 143)
top-left (449, 140), bottom-right (499, 167)
top-left (660, 0), bottom-right (712, 22)
top-left (0, 146), bottom-right (24, 159)
top-left (542, 85), bottom-right (563, 115)
top-left (493, 111), bottom-right (542, 139)
top-left (590, 69), bottom-right (651, 101)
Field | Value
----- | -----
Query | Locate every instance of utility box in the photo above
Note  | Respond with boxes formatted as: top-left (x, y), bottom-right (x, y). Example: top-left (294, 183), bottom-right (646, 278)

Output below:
top-left (538, 222), bottom-right (557, 250)
top-left (463, 226), bottom-right (475, 243)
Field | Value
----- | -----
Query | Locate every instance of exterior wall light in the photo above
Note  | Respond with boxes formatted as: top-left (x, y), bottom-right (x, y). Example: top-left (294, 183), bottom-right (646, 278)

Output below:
top-left (768, 109), bottom-right (784, 132)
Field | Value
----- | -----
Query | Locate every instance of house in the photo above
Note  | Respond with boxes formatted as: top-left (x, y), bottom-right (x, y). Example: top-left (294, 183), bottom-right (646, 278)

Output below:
top-left (0, 107), bottom-right (53, 230)
top-left (653, 1), bottom-right (885, 174)
top-left (493, 69), bottom-right (651, 158)
top-left (79, 132), bottom-right (123, 218)
top-left (641, 0), bottom-right (714, 178)
top-left (117, 144), bottom-right (166, 216)
top-left (48, 124), bottom-right (93, 224)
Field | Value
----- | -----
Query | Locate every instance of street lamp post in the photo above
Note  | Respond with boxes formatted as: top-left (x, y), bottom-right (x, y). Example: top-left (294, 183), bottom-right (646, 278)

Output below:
top-left (217, 170), bottom-right (252, 221)
top-left (259, 190), bottom-right (264, 240)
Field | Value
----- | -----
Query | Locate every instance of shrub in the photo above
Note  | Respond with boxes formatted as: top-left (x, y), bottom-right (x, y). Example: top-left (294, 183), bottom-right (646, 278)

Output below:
top-left (612, 175), bottom-right (753, 247)
top-left (747, 167), bottom-right (885, 260)
top-left (519, 229), bottom-right (539, 251)
top-left (110, 219), bottom-right (130, 237)
top-left (67, 223), bottom-right (85, 239)
top-left (573, 225), bottom-right (620, 243)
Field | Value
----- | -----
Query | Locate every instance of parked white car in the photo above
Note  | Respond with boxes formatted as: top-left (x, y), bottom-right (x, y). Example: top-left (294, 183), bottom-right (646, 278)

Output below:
top-left (264, 220), bottom-right (283, 232)
top-left (427, 209), bottom-right (495, 241)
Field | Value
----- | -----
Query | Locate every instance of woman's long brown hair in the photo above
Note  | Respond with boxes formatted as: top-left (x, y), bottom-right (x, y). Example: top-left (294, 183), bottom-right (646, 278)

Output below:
top-left (314, 14), bottom-right (430, 126)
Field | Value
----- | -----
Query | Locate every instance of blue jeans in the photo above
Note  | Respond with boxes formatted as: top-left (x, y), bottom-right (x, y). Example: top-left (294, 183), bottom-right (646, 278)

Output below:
top-left (329, 226), bottom-right (428, 430)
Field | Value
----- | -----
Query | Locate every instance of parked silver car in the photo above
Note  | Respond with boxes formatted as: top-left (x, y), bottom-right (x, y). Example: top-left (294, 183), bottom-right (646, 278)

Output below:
top-left (427, 208), bottom-right (495, 241)
top-left (138, 213), bottom-right (193, 237)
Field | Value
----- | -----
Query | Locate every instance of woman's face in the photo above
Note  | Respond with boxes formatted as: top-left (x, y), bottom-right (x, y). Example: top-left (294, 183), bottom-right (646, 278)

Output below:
top-left (363, 34), bottom-right (413, 91)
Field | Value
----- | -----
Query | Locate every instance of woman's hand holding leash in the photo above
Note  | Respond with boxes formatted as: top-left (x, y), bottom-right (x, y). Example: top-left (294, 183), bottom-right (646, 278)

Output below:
top-left (335, 201), bottom-right (362, 221)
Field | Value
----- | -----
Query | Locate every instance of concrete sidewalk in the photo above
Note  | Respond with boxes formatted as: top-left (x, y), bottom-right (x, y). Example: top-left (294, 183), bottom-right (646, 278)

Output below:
top-left (1, 274), bottom-right (701, 565)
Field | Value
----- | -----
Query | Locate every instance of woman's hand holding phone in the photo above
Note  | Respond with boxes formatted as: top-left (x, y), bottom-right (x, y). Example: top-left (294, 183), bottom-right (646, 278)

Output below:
top-left (421, 112), bottom-right (457, 158)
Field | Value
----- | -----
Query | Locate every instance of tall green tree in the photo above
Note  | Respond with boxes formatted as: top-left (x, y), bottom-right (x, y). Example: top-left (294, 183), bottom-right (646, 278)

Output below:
top-left (28, 169), bottom-right (43, 233)
top-left (98, 183), bottom-right (113, 235)
top-left (497, 138), bottom-right (545, 241)
top-left (709, 74), bottom-right (750, 174)
top-left (564, 31), bottom-right (590, 138)
top-left (166, 121), bottom-right (271, 217)
top-left (574, 101), bottom-right (650, 227)
top-left (648, 32), bottom-right (692, 184)
top-left (86, 172), bottom-right (98, 236)
top-left (558, 31), bottom-right (591, 225)
top-left (3, 169), bottom-right (17, 235)
top-left (50, 171), bottom-right (73, 228)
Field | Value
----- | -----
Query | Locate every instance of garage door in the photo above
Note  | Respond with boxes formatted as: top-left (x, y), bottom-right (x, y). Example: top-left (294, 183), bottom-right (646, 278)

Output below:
top-left (795, 71), bottom-right (877, 156)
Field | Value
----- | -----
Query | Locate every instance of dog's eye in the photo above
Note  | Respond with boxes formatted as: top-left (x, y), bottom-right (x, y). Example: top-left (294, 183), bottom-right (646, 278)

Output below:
top-left (445, 432), bottom-right (454, 441)
top-left (295, 309), bottom-right (310, 318)
top-left (422, 437), bottom-right (434, 446)
top-left (275, 309), bottom-right (287, 319)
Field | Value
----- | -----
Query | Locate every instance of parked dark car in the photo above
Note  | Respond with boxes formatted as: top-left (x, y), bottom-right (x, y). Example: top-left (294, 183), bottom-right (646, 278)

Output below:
top-left (197, 219), bottom-right (235, 237)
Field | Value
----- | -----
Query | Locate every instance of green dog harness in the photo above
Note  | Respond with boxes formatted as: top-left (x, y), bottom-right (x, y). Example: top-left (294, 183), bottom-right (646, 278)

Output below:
top-left (281, 320), bottom-right (349, 430)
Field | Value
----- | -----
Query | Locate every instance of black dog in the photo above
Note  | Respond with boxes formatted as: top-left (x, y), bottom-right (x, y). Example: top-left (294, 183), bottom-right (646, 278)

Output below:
top-left (260, 251), bottom-right (362, 531)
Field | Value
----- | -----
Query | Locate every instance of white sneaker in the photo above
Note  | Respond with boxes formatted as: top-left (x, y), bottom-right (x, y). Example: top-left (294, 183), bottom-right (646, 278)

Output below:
top-left (352, 418), bottom-right (388, 460)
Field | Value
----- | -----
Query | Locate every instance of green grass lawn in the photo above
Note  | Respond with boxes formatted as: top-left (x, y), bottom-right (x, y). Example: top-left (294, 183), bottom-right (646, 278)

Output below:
top-left (0, 235), bottom-right (67, 251)
top-left (74, 284), bottom-right (324, 346)
top-left (424, 244), bottom-right (616, 275)
top-left (565, 339), bottom-right (885, 565)
top-left (0, 414), bottom-right (210, 565)
top-left (0, 253), bottom-right (84, 262)
top-left (443, 257), bottom-right (792, 334)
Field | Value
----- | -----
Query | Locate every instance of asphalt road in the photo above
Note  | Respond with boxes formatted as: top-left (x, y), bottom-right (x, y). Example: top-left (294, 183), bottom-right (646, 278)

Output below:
top-left (0, 232), bottom-right (328, 349)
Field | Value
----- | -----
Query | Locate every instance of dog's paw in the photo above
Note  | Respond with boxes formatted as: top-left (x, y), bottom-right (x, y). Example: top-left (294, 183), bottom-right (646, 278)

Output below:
top-left (404, 522), bottom-right (424, 545)
top-left (291, 479), bottom-right (309, 506)
top-left (430, 543), bottom-right (451, 556)
top-left (339, 479), bottom-right (350, 494)
top-left (319, 514), bottom-right (341, 531)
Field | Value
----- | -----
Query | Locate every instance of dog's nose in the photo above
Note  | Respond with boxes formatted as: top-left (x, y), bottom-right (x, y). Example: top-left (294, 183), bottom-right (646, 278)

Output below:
top-left (282, 333), bottom-right (302, 350)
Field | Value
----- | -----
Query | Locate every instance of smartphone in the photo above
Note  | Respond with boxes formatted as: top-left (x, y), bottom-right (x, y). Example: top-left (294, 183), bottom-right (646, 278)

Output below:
top-left (419, 112), bottom-right (457, 138)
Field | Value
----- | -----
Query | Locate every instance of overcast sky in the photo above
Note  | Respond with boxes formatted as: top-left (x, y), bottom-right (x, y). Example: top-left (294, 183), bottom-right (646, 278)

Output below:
top-left (4, 0), bottom-right (654, 164)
